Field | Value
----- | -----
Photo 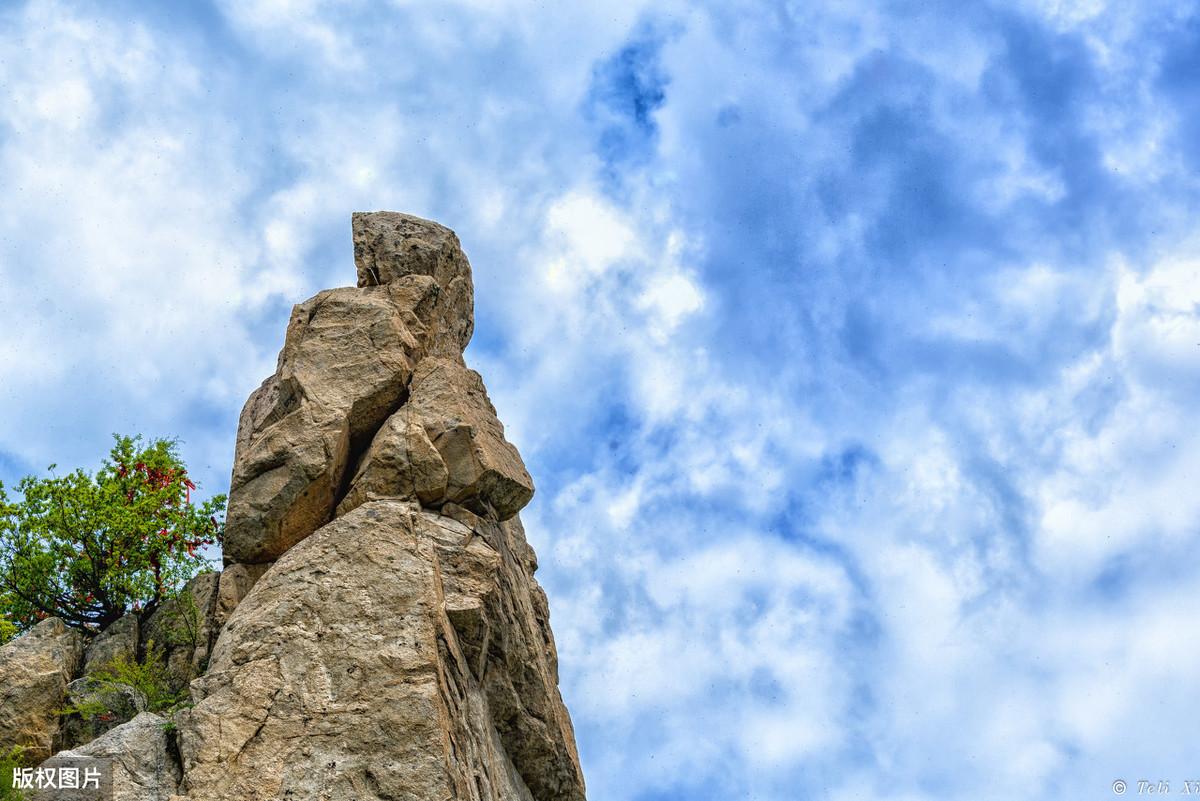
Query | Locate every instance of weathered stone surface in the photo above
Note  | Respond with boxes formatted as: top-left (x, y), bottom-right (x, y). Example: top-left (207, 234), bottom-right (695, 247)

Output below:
top-left (222, 284), bottom-right (432, 564)
top-left (84, 614), bottom-right (139, 675)
top-left (335, 406), bottom-right (449, 516)
top-left (31, 713), bottom-right (180, 801)
top-left (435, 506), bottom-right (584, 801)
top-left (174, 500), bottom-right (580, 801)
top-left (213, 563), bottom-right (270, 632)
top-left (0, 618), bottom-right (85, 762)
top-left (403, 357), bottom-right (535, 521)
top-left (222, 271), bottom-right (476, 565)
top-left (352, 211), bottom-right (474, 356)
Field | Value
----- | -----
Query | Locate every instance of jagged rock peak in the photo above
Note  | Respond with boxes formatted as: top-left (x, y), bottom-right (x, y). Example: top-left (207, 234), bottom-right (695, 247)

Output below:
top-left (0, 213), bottom-right (585, 801)
top-left (222, 213), bottom-right (486, 564)
top-left (352, 210), bottom-right (475, 351)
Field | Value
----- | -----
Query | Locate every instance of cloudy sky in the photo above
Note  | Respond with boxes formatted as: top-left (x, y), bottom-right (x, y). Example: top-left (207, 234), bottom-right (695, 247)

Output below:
top-left (3, 1), bottom-right (1200, 798)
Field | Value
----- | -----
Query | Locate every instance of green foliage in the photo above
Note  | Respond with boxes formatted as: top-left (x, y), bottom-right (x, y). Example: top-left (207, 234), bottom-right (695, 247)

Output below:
top-left (0, 611), bottom-right (15, 647)
top-left (61, 642), bottom-right (189, 721)
top-left (0, 435), bottom-right (225, 634)
top-left (0, 746), bottom-right (27, 801)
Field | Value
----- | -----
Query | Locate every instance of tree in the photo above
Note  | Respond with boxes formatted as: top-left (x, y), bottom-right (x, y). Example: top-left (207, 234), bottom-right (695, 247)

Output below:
top-left (0, 435), bottom-right (225, 634)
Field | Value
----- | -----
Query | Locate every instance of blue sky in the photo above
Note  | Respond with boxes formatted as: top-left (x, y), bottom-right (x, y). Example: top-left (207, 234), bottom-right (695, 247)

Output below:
top-left (2, 1), bottom-right (1200, 799)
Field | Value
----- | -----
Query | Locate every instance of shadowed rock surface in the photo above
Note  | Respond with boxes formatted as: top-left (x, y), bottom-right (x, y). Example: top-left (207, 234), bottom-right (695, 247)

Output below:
top-left (82, 614), bottom-right (138, 676)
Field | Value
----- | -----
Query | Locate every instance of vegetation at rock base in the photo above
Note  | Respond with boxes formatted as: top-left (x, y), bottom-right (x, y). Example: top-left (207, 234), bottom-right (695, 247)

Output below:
top-left (0, 746), bottom-right (27, 801)
top-left (0, 602), bottom-right (15, 646)
top-left (0, 435), bottom-right (225, 634)
top-left (62, 641), bottom-right (189, 722)
top-left (157, 582), bottom-right (206, 654)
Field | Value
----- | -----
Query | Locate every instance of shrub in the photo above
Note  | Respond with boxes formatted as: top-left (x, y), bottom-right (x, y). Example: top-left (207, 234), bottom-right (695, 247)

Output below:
top-left (0, 613), bottom-right (15, 647)
top-left (0, 746), bottom-right (26, 801)
top-left (61, 641), bottom-right (190, 725)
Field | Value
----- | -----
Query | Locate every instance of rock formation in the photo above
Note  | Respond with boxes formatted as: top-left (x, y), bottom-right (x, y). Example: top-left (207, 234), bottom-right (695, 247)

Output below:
top-left (0, 618), bottom-right (84, 762)
top-left (29, 713), bottom-right (180, 801)
top-left (0, 212), bottom-right (586, 801)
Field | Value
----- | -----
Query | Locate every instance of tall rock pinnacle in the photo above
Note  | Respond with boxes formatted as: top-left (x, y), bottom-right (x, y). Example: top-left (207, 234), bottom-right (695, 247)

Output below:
top-left (175, 213), bottom-right (586, 800)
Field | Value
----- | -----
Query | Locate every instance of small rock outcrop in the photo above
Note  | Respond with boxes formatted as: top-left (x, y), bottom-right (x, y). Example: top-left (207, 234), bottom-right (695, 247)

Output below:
top-left (0, 617), bottom-right (84, 762)
top-left (82, 614), bottom-right (138, 676)
top-left (338, 358), bottom-right (534, 520)
top-left (30, 713), bottom-right (180, 801)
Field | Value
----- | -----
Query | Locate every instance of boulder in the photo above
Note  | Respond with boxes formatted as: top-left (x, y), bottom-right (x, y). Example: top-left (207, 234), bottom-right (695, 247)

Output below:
top-left (29, 713), bottom-right (180, 801)
top-left (351, 211), bottom-right (474, 356)
top-left (0, 617), bottom-right (85, 762)
top-left (174, 500), bottom-right (578, 801)
top-left (335, 406), bottom-right (449, 516)
top-left (337, 357), bottom-right (534, 521)
top-left (403, 357), bottom-right (534, 520)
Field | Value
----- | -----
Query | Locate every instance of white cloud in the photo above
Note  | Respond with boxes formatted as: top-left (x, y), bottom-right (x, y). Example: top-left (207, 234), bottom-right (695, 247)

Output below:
top-left (0, 1), bottom-right (296, 486)
top-left (3, 2), bottom-right (1200, 800)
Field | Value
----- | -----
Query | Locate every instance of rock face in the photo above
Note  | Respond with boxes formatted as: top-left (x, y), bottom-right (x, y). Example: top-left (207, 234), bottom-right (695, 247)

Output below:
top-left (83, 613), bottom-right (138, 675)
top-left (0, 617), bottom-right (85, 762)
top-left (31, 713), bottom-right (181, 801)
top-left (175, 213), bottom-right (585, 799)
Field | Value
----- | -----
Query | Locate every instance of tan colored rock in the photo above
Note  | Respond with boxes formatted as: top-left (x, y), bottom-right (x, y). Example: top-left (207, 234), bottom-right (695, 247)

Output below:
top-left (225, 214), bottom-right (479, 564)
top-left (352, 211), bottom-right (474, 356)
top-left (436, 506), bottom-right (584, 801)
top-left (31, 713), bottom-right (180, 801)
top-left (223, 283), bottom-right (432, 564)
top-left (174, 500), bottom-right (581, 801)
top-left (72, 212), bottom-right (587, 801)
top-left (0, 617), bottom-right (85, 762)
top-left (213, 563), bottom-right (270, 631)
top-left (335, 406), bottom-right (449, 516)
top-left (404, 358), bottom-right (534, 520)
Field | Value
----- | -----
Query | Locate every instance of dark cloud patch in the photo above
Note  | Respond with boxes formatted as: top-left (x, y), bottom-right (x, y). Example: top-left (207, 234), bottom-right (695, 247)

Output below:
top-left (585, 24), bottom-right (671, 178)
